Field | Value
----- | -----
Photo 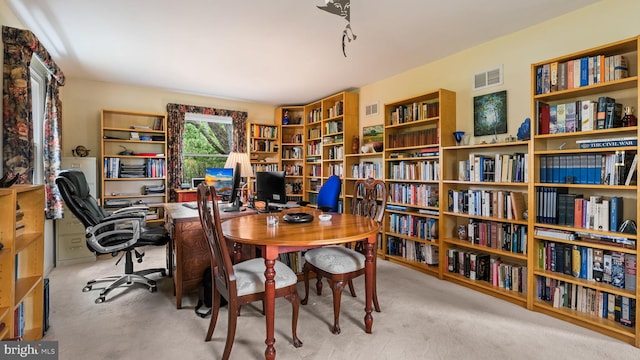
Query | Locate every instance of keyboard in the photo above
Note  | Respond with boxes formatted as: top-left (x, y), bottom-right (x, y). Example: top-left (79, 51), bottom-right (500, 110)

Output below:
top-left (268, 202), bottom-right (300, 209)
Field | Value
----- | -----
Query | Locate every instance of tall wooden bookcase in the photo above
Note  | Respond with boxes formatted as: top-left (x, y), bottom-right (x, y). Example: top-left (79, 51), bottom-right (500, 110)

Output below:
top-left (277, 106), bottom-right (305, 202)
top-left (383, 89), bottom-right (455, 276)
top-left (302, 91), bottom-right (359, 210)
top-left (440, 140), bottom-right (530, 306)
top-left (101, 109), bottom-right (167, 224)
top-left (530, 36), bottom-right (640, 347)
top-left (0, 185), bottom-right (44, 340)
top-left (247, 122), bottom-right (281, 194)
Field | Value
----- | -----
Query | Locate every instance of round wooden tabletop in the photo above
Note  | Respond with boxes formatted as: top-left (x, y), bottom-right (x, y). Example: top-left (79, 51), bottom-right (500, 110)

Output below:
top-left (221, 210), bottom-right (379, 247)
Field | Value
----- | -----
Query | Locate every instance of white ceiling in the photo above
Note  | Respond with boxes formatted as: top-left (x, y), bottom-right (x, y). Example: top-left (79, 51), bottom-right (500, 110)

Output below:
top-left (6, 0), bottom-right (599, 106)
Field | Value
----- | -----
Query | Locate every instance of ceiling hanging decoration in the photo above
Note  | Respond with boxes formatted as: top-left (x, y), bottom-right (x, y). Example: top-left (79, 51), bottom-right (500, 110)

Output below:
top-left (317, 0), bottom-right (356, 57)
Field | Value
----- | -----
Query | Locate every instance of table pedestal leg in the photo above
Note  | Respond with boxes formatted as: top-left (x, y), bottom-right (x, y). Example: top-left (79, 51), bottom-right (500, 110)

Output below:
top-left (364, 238), bottom-right (374, 333)
top-left (264, 247), bottom-right (277, 360)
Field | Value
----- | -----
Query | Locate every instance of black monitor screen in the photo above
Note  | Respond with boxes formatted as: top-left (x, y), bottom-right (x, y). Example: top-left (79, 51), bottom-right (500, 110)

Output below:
top-left (255, 171), bottom-right (286, 204)
top-left (228, 162), bottom-right (241, 205)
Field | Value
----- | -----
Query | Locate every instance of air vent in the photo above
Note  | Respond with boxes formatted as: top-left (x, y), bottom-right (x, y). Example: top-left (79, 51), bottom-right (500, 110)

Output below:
top-left (365, 102), bottom-right (379, 116)
top-left (473, 65), bottom-right (503, 91)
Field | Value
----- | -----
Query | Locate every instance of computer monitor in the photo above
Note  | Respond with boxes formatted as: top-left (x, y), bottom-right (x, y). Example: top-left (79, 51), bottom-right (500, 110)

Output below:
top-left (222, 162), bottom-right (242, 212)
top-left (255, 171), bottom-right (287, 205)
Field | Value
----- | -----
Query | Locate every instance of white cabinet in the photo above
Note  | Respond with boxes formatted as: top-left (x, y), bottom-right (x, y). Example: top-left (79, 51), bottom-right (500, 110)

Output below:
top-left (56, 157), bottom-right (96, 265)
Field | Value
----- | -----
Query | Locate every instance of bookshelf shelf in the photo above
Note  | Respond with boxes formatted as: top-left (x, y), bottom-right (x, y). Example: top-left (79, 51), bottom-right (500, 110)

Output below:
top-left (0, 185), bottom-right (45, 340)
top-left (101, 109), bottom-right (167, 223)
top-left (530, 36), bottom-right (640, 346)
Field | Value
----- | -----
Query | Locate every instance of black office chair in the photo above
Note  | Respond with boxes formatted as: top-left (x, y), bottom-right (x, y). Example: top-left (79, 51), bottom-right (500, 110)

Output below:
top-left (56, 169), bottom-right (168, 303)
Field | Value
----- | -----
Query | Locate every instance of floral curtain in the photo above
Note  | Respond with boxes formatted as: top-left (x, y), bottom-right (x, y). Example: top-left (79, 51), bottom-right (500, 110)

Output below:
top-left (2, 26), bottom-right (65, 218)
top-left (43, 75), bottom-right (63, 218)
top-left (166, 103), bottom-right (247, 202)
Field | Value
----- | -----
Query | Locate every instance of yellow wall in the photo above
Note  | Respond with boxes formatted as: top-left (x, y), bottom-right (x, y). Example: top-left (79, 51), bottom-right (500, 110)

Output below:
top-left (61, 78), bottom-right (276, 157)
top-left (358, 0), bottom-right (640, 143)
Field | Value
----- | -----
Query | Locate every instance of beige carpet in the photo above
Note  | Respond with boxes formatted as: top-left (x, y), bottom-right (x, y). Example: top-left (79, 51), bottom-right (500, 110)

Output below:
top-left (44, 246), bottom-right (640, 360)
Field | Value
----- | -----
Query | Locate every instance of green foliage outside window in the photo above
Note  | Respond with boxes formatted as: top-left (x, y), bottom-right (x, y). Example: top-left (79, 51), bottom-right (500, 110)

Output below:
top-left (182, 119), bottom-right (233, 182)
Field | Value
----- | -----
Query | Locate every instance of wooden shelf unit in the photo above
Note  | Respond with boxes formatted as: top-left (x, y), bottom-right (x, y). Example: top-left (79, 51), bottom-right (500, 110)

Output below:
top-left (276, 106), bottom-right (305, 201)
top-left (530, 36), bottom-right (640, 347)
top-left (301, 91), bottom-right (359, 211)
top-left (247, 122), bottom-right (281, 194)
top-left (382, 89), bottom-right (456, 277)
top-left (0, 185), bottom-right (45, 340)
top-left (440, 140), bottom-right (530, 306)
top-left (101, 109), bottom-right (168, 224)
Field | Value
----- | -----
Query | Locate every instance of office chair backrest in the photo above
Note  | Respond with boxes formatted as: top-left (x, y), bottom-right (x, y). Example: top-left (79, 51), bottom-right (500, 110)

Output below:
top-left (317, 175), bottom-right (341, 212)
top-left (351, 178), bottom-right (386, 223)
top-left (56, 169), bottom-right (109, 228)
top-left (196, 183), bottom-right (237, 300)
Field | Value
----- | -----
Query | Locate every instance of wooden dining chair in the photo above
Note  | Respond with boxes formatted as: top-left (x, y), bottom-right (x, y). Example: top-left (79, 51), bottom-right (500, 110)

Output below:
top-left (301, 177), bottom-right (385, 334)
top-left (196, 183), bottom-right (302, 359)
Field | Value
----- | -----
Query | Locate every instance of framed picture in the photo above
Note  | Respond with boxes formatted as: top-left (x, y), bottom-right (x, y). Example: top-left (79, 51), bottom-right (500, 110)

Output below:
top-left (362, 125), bottom-right (383, 152)
top-left (473, 90), bottom-right (507, 136)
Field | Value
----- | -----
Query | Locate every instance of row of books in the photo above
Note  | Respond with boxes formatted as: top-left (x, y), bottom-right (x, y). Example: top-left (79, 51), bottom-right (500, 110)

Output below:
top-left (446, 250), bottom-right (527, 294)
top-left (538, 241), bottom-right (635, 290)
top-left (536, 97), bottom-right (628, 135)
top-left (387, 214), bottom-right (438, 241)
top-left (567, 194), bottom-right (623, 232)
top-left (13, 302), bottom-right (24, 338)
top-left (250, 139), bottom-right (278, 152)
top-left (306, 141), bottom-right (321, 155)
top-left (535, 54), bottom-right (628, 95)
top-left (388, 183), bottom-right (438, 207)
top-left (463, 220), bottom-right (527, 255)
top-left (15, 203), bottom-right (24, 236)
top-left (539, 151), bottom-right (637, 186)
top-left (537, 276), bottom-right (635, 327)
top-left (388, 147), bottom-right (439, 159)
top-left (326, 163), bottom-right (344, 177)
top-left (282, 147), bottom-right (303, 159)
top-left (386, 128), bottom-right (438, 149)
top-left (250, 163), bottom-right (279, 173)
top-left (447, 189), bottom-right (526, 221)
top-left (326, 100), bottom-right (344, 119)
top-left (285, 181), bottom-right (302, 195)
top-left (103, 158), bottom-right (166, 179)
top-left (386, 236), bottom-right (438, 265)
top-left (388, 101), bottom-right (439, 125)
top-left (307, 127), bottom-right (321, 139)
top-left (387, 159), bottom-right (439, 182)
top-left (249, 124), bottom-right (278, 139)
top-left (278, 250), bottom-right (306, 274)
top-left (459, 152), bottom-right (527, 183)
top-left (284, 164), bottom-right (303, 176)
top-left (349, 162), bottom-right (382, 179)
top-left (324, 120), bottom-right (343, 134)
top-left (307, 107), bottom-right (322, 123)
top-left (326, 145), bottom-right (344, 160)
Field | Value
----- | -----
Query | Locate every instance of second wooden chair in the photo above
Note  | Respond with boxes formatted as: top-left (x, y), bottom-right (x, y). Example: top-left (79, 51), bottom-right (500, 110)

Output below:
top-left (301, 177), bottom-right (385, 334)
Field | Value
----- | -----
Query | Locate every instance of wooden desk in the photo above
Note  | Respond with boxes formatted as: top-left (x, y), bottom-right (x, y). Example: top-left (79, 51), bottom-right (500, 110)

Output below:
top-left (222, 210), bottom-right (379, 360)
top-left (173, 189), bottom-right (197, 202)
top-left (163, 202), bottom-right (256, 308)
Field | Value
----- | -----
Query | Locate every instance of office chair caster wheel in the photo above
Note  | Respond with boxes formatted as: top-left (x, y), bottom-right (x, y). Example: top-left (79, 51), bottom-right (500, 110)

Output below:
top-left (83, 285), bottom-right (92, 292)
top-left (95, 297), bottom-right (105, 304)
top-left (149, 287), bottom-right (157, 293)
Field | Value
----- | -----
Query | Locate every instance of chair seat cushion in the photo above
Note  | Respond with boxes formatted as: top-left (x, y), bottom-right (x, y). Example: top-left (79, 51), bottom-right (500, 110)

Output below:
top-left (304, 246), bottom-right (365, 274)
top-left (234, 258), bottom-right (298, 296)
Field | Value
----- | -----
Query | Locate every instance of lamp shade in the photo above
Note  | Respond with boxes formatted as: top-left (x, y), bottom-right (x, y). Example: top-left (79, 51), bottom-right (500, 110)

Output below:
top-left (224, 152), bottom-right (254, 178)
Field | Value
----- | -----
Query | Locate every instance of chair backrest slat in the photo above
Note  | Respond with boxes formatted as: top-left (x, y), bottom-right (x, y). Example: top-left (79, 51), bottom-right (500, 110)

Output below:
top-left (351, 178), bottom-right (386, 223)
top-left (196, 183), bottom-right (236, 299)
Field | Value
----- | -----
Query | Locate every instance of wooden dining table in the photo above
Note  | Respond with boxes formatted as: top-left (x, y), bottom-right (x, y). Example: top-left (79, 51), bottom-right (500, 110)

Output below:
top-left (221, 209), bottom-right (380, 360)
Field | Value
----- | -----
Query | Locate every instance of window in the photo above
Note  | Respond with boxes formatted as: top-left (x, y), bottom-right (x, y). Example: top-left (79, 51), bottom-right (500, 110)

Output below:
top-left (30, 55), bottom-right (47, 185)
top-left (182, 113), bottom-right (233, 183)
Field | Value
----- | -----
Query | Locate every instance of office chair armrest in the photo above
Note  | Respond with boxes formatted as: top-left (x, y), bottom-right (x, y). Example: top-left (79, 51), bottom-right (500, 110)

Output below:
top-left (112, 205), bottom-right (149, 215)
top-left (86, 216), bottom-right (143, 254)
